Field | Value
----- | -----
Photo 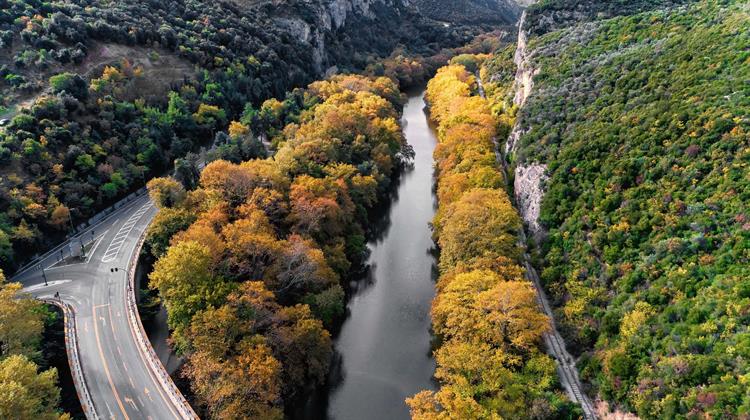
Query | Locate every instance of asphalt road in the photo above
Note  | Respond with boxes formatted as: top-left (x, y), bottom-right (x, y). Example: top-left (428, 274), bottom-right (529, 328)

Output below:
top-left (14, 193), bottom-right (187, 420)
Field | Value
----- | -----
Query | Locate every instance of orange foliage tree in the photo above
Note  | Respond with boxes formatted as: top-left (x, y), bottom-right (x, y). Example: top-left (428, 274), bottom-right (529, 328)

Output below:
top-left (146, 74), bottom-right (410, 416)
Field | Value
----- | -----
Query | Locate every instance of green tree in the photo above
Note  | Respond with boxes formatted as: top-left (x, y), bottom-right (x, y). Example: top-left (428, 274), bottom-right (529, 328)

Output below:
top-left (149, 241), bottom-right (231, 351)
top-left (49, 73), bottom-right (88, 101)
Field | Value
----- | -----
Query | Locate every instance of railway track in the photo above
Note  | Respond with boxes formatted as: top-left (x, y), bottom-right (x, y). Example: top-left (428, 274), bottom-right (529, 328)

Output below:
top-left (477, 71), bottom-right (597, 419)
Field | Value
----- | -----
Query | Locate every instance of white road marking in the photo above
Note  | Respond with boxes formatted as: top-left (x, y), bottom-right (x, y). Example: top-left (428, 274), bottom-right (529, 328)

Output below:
top-left (84, 231), bottom-right (108, 263)
top-left (102, 204), bottom-right (152, 263)
top-left (22, 279), bottom-right (72, 292)
top-left (105, 401), bottom-right (113, 419)
top-left (44, 230), bottom-right (109, 270)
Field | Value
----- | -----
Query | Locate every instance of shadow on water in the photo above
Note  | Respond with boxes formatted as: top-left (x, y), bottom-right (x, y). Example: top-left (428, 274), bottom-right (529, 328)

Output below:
top-left (295, 90), bottom-right (440, 420)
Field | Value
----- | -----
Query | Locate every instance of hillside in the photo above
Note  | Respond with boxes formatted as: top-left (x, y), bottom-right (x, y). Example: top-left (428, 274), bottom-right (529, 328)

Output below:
top-left (494, 0), bottom-right (750, 417)
top-left (413, 0), bottom-right (522, 25)
top-left (0, 0), bottom-right (473, 272)
top-left (524, 0), bottom-right (697, 35)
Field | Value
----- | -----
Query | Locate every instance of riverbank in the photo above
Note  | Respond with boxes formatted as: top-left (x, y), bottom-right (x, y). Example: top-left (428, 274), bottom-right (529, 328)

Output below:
top-left (303, 90), bottom-right (439, 419)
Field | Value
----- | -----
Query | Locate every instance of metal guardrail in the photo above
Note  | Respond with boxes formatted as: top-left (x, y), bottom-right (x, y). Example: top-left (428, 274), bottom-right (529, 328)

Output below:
top-left (42, 299), bottom-right (99, 420)
top-left (13, 188), bottom-right (148, 279)
top-left (125, 214), bottom-right (199, 420)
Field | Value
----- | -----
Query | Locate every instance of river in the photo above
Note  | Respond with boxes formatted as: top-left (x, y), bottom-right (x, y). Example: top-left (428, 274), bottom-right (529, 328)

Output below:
top-left (144, 90), bottom-right (440, 418)
top-left (316, 90), bottom-right (439, 419)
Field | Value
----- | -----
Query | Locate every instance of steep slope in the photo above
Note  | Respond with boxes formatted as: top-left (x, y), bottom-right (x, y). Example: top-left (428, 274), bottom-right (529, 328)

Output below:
top-left (524, 0), bottom-right (698, 35)
top-left (0, 0), bottom-right (470, 272)
top-left (501, 0), bottom-right (750, 417)
top-left (413, 0), bottom-right (522, 25)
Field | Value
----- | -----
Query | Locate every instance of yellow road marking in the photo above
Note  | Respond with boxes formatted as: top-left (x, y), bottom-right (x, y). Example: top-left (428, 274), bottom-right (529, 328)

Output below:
top-left (93, 305), bottom-right (130, 420)
top-left (122, 294), bottom-right (180, 419)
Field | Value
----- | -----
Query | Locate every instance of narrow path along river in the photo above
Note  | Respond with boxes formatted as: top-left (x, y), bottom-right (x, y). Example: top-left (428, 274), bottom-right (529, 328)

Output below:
top-left (321, 90), bottom-right (439, 419)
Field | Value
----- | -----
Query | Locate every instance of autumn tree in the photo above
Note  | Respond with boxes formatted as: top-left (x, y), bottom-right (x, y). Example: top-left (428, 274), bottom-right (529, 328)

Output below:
top-left (200, 160), bottom-right (287, 207)
top-left (432, 270), bottom-right (549, 351)
top-left (411, 61), bottom-right (559, 419)
top-left (438, 188), bottom-right (521, 271)
top-left (268, 304), bottom-right (332, 396)
top-left (228, 121), bottom-right (251, 138)
top-left (149, 241), bottom-right (231, 351)
top-left (173, 219), bottom-right (227, 263)
top-left (0, 279), bottom-right (45, 358)
top-left (221, 214), bottom-right (284, 282)
top-left (146, 74), bottom-right (410, 416)
top-left (49, 205), bottom-right (71, 230)
top-left (185, 338), bottom-right (283, 420)
top-left (0, 355), bottom-right (61, 420)
top-left (147, 177), bottom-right (186, 208)
top-left (288, 175), bottom-right (354, 239)
top-left (144, 207), bottom-right (196, 258)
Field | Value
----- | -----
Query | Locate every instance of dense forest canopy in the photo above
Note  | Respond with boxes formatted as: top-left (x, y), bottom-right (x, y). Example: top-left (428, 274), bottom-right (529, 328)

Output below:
top-left (3, 0), bottom-right (748, 418)
top-left (0, 0), bottom-right (484, 273)
top-left (144, 74), bottom-right (415, 417)
top-left (407, 61), bottom-right (579, 419)
top-left (507, 0), bottom-right (750, 417)
top-left (0, 268), bottom-right (65, 419)
top-left (413, 0), bottom-right (521, 25)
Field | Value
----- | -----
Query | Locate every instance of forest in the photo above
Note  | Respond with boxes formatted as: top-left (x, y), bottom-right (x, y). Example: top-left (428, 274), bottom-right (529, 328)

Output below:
top-left (406, 61), bottom-right (578, 419)
top-left (3, 0), bottom-right (748, 418)
top-left (144, 74), bottom-right (414, 418)
top-left (0, 268), bottom-right (67, 419)
top-left (512, 0), bottom-right (750, 417)
top-left (524, 0), bottom-right (697, 35)
top-left (0, 0), bottom-right (474, 273)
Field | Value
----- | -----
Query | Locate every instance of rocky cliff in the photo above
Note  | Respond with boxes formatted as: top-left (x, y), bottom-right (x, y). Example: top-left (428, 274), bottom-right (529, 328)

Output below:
top-left (261, 0), bottom-right (471, 74)
top-left (504, 7), bottom-right (548, 242)
top-left (412, 0), bottom-right (521, 25)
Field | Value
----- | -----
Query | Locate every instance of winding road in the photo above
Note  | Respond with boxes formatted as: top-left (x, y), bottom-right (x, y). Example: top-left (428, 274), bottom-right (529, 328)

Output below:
top-left (13, 192), bottom-right (195, 420)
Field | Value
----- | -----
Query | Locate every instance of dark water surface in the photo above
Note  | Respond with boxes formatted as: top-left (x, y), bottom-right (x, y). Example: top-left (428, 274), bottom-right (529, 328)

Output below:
top-left (319, 90), bottom-right (439, 419)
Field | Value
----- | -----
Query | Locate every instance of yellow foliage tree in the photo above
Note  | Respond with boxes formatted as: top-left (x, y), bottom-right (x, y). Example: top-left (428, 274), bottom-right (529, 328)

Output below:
top-left (438, 188), bottom-right (521, 271)
top-left (0, 280), bottom-right (45, 358)
top-left (0, 355), bottom-right (61, 420)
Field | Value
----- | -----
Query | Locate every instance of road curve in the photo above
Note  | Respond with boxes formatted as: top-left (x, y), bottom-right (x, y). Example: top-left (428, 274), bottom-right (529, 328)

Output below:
top-left (14, 192), bottom-right (196, 420)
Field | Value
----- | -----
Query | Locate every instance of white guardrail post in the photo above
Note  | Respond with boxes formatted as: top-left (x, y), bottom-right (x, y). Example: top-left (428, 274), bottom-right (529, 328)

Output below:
top-left (42, 299), bottom-right (99, 420)
top-left (126, 222), bottom-right (199, 420)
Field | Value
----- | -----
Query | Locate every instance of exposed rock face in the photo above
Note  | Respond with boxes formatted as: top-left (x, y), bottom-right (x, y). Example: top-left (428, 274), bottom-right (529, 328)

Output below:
top-left (505, 4), bottom-right (548, 240)
top-left (268, 0), bottom-right (452, 74)
top-left (512, 11), bottom-right (535, 108)
top-left (272, 0), bottom-right (398, 73)
top-left (506, 10), bottom-right (537, 155)
top-left (412, 0), bottom-right (521, 25)
top-left (514, 163), bottom-right (547, 241)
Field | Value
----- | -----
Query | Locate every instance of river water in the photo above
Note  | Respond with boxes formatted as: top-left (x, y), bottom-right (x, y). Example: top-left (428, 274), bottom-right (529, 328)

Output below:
top-left (144, 90), bottom-right (441, 418)
top-left (318, 90), bottom-right (439, 419)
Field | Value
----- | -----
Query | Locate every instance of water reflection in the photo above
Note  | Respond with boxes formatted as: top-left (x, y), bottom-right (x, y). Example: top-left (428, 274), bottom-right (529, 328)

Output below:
top-left (302, 90), bottom-right (440, 420)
